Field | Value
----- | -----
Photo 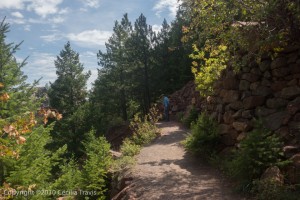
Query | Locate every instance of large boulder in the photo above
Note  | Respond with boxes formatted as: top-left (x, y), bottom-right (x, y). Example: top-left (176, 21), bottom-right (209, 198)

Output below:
top-left (281, 86), bottom-right (300, 99)
top-left (243, 96), bottom-right (265, 109)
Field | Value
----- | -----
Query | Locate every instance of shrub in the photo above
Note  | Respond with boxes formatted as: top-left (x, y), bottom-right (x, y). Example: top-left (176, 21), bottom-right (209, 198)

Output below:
top-left (251, 179), bottom-right (300, 200)
top-left (182, 106), bottom-right (199, 128)
top-left (81, 130), bottom-right (112, 199)
top-left (130, 106), bottom-right (160, 146)
top-left (225, 121), bottom-right (288, 189)
top-left (120, 138), bottom-right (141, 157)
top-left (183, 112), bottom-right (220, 158)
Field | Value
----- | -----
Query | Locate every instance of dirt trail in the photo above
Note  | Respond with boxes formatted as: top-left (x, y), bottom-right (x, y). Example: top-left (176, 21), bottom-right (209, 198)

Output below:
top-left (126, 121), bottom-right (245, 200)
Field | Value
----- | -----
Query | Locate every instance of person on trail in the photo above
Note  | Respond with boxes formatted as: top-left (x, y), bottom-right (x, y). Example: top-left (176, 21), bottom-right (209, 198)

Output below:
top-left (163, 95), bottom-right (170, 121)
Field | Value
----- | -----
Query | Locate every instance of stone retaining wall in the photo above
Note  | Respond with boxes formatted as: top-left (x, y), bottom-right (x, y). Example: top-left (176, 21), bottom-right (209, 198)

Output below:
top-left (171, 46), bottom-right (300, 184)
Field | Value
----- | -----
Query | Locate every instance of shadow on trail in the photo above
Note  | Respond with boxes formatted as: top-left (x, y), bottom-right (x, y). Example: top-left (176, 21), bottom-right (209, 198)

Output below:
top-left (130, 121), bottom-right (244, 200)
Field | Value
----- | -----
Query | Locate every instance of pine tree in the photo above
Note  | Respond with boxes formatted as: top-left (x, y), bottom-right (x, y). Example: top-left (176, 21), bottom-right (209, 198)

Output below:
top-left (127, 14), bottom-right (155, 114)
top-left (96, 13), bottom-right (133, 121)
top-left (48, 41), bottom-right (90, 158)
top-left (0, 18), bottom-right (41, 187)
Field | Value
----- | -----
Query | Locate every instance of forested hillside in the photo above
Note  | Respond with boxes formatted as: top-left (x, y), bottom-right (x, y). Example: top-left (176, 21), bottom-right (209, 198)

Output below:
top-left (1, 0), bottom-right (300, 199)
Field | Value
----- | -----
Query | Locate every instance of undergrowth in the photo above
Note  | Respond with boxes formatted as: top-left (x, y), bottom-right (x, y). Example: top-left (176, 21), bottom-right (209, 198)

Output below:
top-left (183, 112), bottom-right (220, 158)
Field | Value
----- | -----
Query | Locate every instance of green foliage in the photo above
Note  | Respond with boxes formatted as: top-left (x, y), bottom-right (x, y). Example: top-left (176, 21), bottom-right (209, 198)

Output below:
top-left (251, 179), bottom-right (300, 200)
top-left (81, 130), bottom-right (112, 199)
top-left (183, 112), bottom-right (220, 157)
top-left (48, 41), bottom-right (91, 158)
top-left (7, 125), bottom-right (66, 199)
top-left (51, 158), bottom-right (82, 192)
top-left (130, 107), bottom-right (160, 146)
top-left (181, 106), bottom-right (198, 128)
top-left (183, 112), bottom-right (219, 155)
top-left (191, 44), bottom-right (229, 96)
top-left (225, 121), bottom-right (288, 187)
top-left (120, 138), bottom-right (141, 157)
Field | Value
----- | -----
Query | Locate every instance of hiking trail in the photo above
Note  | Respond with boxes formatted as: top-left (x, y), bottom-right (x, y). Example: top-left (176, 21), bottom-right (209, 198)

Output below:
top-left (122, 121), bottom-right (246, 200)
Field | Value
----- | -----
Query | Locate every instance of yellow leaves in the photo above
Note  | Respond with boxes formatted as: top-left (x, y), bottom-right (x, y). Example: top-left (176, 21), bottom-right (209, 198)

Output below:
top-left (39, 108), bottom-right (63, 124)
top-left (0, 93), bottom-right (9, 102)
top-left (191, 43), bottom-right (229, 96)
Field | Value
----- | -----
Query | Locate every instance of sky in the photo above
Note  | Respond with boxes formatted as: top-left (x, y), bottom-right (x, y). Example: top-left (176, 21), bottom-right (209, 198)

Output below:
top-left (0, 0), bottom-right (181, 89)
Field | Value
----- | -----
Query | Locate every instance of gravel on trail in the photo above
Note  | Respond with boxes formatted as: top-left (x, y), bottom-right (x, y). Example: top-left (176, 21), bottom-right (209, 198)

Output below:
top-left (124, 121), bottom-right (245, 200)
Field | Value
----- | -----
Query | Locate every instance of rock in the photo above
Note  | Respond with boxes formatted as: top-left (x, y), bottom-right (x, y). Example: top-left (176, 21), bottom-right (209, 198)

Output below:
top-left (287, 52), bottom-right (299, 64)
top-left (271, 57), bottom-right (287, 69)
top-left (291, 153), bottom-right (300, 167)
top-left (237, 132), bottom-right (247, 141)
top-left (283, 146), bottom-right (300, 158)
top-left (220, 90), bottom-right (239, 103)
top-left (249, 82), bottom-right (260, 91)
top-left (228, 101), bottom-right (243, 111)
top-left (241, 73), bottom-right (260, 82)
top-left (232, 121), bottom-right (252, 132)
top-left (293, 113), bottom-right (300, 121)
top-left (287, 78), bottom-right (298, 86)
top-left (261, 79), bottom-right (271, 87)
top-left (261, 166), bottom-right (284, 185)
top-left (275, 126), bottom-right (291, 141)
top-left (232, 109), bottom-right (243, 119)
top-left (242, 110), bottom-right (253, 119)
top-left (222, 78), bottom-right (239, 90)
top-left (243, 96), bottom-right (265, 109)
top-left (250, 67), bottom-right (261, 75)
top-left (264, 111), bottom-right (288, 131)
top-left (263, 71), bottom-right (272, 79)
top-left (271, 81), bottom-right (287, 92)
top-left (290, 63), bottom-right (300, 74)
top-left (287, 101), bottom-right (300, 115)
top-left (272, 67), bottom-right (290, 77)
top-left (241, 91), bottom-right (252, 100)
top-left (286, 166), bottom-right (300, 184)
top-left (239, 80), bottom-right (250, 91)
top-left (281, 86), bottom-right (300, 99)
top-left (252, 86), bottom-right (272, 97)
top-left (219, 124), bottom-right (231, 135)
top-left (223, 111), bottom-right (234, 124)
top-left (259, 60), bottom-right (271, 72)
top-left (255, 107), bottom-right (276, 117)
top-left (266, 98), bottom-right (288, 109)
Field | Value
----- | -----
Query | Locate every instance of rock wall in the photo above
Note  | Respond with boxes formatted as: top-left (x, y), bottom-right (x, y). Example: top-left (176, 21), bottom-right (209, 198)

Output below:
top-left (171, 46), bottom-right (300, 184)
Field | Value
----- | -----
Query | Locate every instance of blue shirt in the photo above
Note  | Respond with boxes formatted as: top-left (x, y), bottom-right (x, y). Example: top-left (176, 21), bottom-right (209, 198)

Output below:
top-left (163, 96), bottom-right (169, 108)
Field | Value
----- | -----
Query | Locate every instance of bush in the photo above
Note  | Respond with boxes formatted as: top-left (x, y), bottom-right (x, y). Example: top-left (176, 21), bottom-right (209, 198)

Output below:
top-left (81, 130), bottom-right (112, 199)
top-left (251, 179), bottom-right (300, 200)
top-left (182, 106), bottom-right (199, 128)
top-left (130, 110), bottom-right (160, 146)
top-left (183, 112), bottom-right (220, 158)
top-left (120, 138), bottom-right (141, 157)
top-left (224, 121), bottom-right (288, 189)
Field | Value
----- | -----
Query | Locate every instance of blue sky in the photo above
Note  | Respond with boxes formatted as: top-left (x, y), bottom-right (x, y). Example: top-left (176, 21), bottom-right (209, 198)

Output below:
top-left (0, 0), bottom-right (181, 88)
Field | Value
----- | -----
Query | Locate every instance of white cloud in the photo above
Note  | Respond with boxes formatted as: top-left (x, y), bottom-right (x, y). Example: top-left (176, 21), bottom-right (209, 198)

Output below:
top-left (80, 0), bottom-right (101, 8)
top-left (24, 24), bottom-right (31, 31)
top-left (40, 33), bottom-right (63, 42)
top-left (0, 0), bottom-right (24, 9)
top-left (153, 0), bottom-right (181, 17)
top-left (152, 24), bottom-right (162, 33)
top-left (24, 52), bottom-right (57, 85)
top-left (11, 11), bottom-right (24, 18)
top-left (27, 0), bottom-right (64, 18)
top-left (67, 30), bottom-right (111, 48)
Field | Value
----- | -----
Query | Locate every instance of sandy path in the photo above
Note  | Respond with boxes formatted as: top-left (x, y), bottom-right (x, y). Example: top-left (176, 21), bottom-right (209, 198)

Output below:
top-left (125, 121), bottom-right (245, 200)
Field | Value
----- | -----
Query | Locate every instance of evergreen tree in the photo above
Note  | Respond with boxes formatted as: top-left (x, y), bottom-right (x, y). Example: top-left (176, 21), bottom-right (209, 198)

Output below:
top-left (0, 18), bottom-right (41, 187)
top-left (127, 14), bottom-right (155, 114)
top-left (48, 41), bottom-right (90, 158)
top-left (96, 13), bottom-right (133, 121)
